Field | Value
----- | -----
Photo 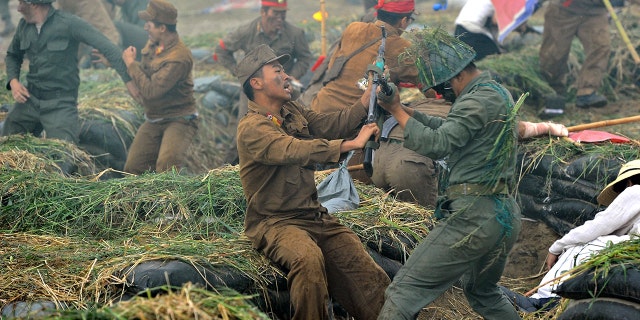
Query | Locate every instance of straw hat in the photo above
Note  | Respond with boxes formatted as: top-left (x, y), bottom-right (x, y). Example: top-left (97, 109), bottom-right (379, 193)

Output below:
top-left (597, 159), bottom-right (640, 206)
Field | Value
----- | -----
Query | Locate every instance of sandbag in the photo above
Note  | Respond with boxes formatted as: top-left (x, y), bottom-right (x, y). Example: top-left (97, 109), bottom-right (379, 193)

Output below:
top-left (518, 193), bottom-right (599, 235)
top-left (555, 264), bottom-right (640, 304)
top-left (558, 297), bottom-right (640, 320)
top-left (118, 259), bottom-right (253, 299)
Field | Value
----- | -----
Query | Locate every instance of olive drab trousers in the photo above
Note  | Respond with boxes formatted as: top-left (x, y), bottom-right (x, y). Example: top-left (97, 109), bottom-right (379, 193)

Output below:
top-left (2, 95), bottom-right (79, 143)
top-left (124, 118), bottom-right (198, 174)
top-left (539, 4), bottom-right (610, 96)
top-left (378, 195), bottom-right (522, 320)
top-left (257, 212), bottom-right (390, 320)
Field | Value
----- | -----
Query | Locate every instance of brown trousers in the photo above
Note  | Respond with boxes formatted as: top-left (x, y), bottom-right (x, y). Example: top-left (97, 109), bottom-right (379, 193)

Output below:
top-left (539, 4), bottom-right (610, 96)
top-left (257, 213), bottom-right (390, 320)
top-left (124, 118), bottom-right (198, 174)
top-left (371, 140), bottom-right (438, 208)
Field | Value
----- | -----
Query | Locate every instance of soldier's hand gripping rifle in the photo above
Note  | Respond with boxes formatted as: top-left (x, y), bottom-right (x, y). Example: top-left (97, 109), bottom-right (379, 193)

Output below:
top-left (363, 25), bottom-right (395, 176)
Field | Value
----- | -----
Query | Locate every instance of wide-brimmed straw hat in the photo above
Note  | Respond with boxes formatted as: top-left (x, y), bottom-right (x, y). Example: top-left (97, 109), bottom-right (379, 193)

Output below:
top-left (597, 159), bottom-right (640, 206)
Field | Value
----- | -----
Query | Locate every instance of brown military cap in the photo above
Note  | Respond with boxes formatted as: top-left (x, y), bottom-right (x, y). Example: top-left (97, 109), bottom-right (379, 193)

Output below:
top-left (261, 0), bottom-right (288, 11)
top-left (236, 44), bottom-right (290, 86)
top-left (138, 0), bottom-right (178, 25)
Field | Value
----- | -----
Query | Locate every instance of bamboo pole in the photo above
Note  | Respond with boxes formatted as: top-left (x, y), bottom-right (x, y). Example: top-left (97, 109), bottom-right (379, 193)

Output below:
top-left (603, 0), bottom-right (640, 64)
top-left (316, 164), bottom-right (364, 175)
top-left (320, 0), bottom-right (327, 56)
top-left (567, 114), bottom-right (640, 132)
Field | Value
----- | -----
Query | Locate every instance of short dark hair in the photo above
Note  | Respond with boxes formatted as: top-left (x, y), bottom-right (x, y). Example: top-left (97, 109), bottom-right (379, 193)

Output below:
top-left (151, 21), bottom-right (177, 32)
top-left (376, 9), bottom-right (412, 26)
top-left (242, 68), bottom-right (264, 101)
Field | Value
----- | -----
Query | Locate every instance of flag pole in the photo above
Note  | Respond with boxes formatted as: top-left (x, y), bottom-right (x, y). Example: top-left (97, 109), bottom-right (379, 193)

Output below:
top-left (603, 0), bottom-right (640, 64)
top-left (320, 0), bottom-right (327, 56)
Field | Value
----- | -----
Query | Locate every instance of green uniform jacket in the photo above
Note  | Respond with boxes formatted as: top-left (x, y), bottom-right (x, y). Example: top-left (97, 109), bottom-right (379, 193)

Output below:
top-left (237, 99), bottom-right (367, 242)
top-left (214, 17), bottom-right (313, 80)
top-left (5, 7), bottom-right (130, 94)
top-left (403, 72), bottom-right (516, 187)
top-left (127, 33), bottom-right (196, 119)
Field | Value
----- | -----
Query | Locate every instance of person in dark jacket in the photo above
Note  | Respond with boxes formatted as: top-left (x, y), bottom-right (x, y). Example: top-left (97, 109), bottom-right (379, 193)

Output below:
top-left (3, 0), bottom-right (138, 144)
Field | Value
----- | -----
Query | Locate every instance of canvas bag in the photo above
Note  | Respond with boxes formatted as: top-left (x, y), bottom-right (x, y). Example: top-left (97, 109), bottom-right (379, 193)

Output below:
top-left (317, 151), bottom-right (360, 213)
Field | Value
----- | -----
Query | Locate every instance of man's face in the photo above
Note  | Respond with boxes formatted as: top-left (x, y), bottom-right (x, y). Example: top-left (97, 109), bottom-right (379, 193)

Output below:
top-left (258, 61), bottom-right (291, 102)
top-left (17, 1), bottom-right (36, 23)
top-left (260, 8), bottom-right (285, 35)
top-left (144, 21), bottom-right (163, 44)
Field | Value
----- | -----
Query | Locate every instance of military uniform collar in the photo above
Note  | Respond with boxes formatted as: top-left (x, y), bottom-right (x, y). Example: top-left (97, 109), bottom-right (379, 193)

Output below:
top-left (248, 100), bottom-right (292, 127)
top-left (459, 71), bottom-right (492, 97)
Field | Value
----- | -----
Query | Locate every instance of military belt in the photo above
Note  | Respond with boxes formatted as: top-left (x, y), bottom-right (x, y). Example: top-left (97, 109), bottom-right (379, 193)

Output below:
top-left (145, 113), bottom-right (198, 123)
top-left (28, 87), bottom-right (77, 100)
top-left (445, 182), bottom-right (508, 200)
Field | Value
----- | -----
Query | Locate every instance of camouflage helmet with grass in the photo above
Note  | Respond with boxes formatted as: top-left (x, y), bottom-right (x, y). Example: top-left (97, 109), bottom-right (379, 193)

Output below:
top-left (23, 0), bottom-right (56, 3)
top-left (403, 27), bottom-right (476, 89)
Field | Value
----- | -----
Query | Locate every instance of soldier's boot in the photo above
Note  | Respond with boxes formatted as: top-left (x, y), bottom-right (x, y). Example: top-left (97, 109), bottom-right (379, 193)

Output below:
top-left (576, 92), bottom-right (607, 109)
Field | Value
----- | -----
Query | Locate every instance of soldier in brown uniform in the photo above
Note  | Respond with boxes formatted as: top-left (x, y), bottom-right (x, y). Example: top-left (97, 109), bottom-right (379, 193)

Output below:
top-left (304, 0), bottom-right (442, 207)
top-left (122, 0), bottom-right (198, 174)
top-left (538, 0), bottom-right (610, 118)
top-left (236, 44), bottom-right (390, 320)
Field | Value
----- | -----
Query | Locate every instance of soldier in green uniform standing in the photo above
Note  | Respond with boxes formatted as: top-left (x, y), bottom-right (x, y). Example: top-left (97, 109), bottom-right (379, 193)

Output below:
top-left (3, 0), bottom-right (138, 144)
top-left (376, 28), bottom-right (522, 319)
top-left (236, 44), bottom-right (389, 320)
top-left (121, 0), bottom-right (197, 175)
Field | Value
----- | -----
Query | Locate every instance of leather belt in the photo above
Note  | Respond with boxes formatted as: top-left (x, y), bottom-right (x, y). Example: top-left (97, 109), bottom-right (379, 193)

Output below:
top-left (28, 86), bottom-right (77, 100)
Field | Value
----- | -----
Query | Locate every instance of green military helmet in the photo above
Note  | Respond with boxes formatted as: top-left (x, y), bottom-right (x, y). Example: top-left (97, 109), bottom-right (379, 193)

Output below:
top-left (23, 0), bottom-right (56, 3)
top-left (402, 26), bottom-right (476, 89)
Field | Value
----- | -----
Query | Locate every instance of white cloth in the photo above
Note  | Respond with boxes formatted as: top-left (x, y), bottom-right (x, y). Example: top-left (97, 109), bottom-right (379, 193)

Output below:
top-left (531, 234), bottom-right (630, 299)
top-left (454, 0), bottom-right (495, 39)
top-left (549, 184), bottom-right (640, 255)
top-left (531, 184), bottom-right (640, 299)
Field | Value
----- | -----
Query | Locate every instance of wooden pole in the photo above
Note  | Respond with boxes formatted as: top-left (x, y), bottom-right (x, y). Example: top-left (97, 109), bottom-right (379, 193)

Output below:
top-left (603, 0), bottom-right (640, 64)
top-left (316, 164), bottom-right (364, 175)
top-left (567, 114), bottom-right (640, 132)
top-left (320, 0), bottom-right (327, 56)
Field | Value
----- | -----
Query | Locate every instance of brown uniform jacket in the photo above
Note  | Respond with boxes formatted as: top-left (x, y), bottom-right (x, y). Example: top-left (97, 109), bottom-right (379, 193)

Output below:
top-left (215, 17), bottom-right (313, 80)
top-left (237, 99), bottom-right (368, 242)
top-left (127, 33), bottom-right (196, 119)
top-left (311, 20), bottom-right (418, 113)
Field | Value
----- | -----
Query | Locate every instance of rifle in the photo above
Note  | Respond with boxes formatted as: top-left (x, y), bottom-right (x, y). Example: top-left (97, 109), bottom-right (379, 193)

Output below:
top-left (363, 25), bottom-right (393, 177)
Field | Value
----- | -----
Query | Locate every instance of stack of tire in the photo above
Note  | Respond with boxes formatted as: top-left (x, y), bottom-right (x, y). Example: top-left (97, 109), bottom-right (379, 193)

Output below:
top-left (554, 264), bottom-right (640, 319)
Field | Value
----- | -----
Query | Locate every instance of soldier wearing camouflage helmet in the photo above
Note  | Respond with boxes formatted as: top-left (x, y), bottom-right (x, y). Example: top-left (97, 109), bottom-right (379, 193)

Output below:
top-left (376, 27), bottom-right (522, 320)
top-left (3, 0), bottom-right (138, 144)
